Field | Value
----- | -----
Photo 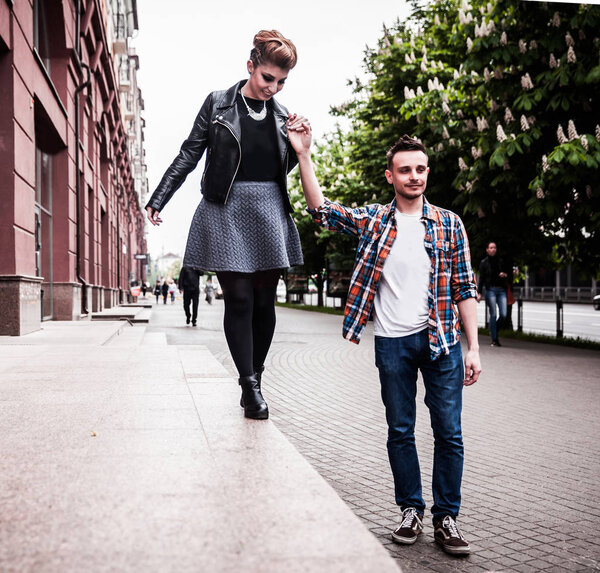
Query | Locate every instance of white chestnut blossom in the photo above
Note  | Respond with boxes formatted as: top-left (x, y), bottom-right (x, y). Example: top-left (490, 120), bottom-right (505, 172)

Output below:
top-left (416, 86), bottom-right (424, 97)
top-left (465, 119), bottom-right (476, 131)
top-left (405, 53), bottom-right (412, 65)
top-left (568, 120), bottom-right (578, 140)
top-left (434, 14), bottom-right (441, 26)
top-left (504, 108), bottom-right (514, 123)
top-left (557, 124), bottom-right (568, 144)
top-left (484, 67), bottom-right (491, 81)
top-left (477, 116), bottom-right (489, 131)
top-left (521, 73), bottom-right (534, 90)
top-left (552, 12), bottom-right (560, 27)
top-left (500, 31), bottom-right (507, 46)
top-left (596, 125), bottom-right (600, 142)
top-left (467, 37), bottom-right (473, 52)
top-left (581, 135), bottom-right (588, 150)
top-left (530, 40), bottom-right (538, 50)
top-left (536, 187), bottom-right (545, 199)
top-left (490, 99), bottom-right (498, 112)
top-left (457, 109), bottom-right (464, 119)
top-left (442, 126), bottom-right (450, 139)
top-left (542, 155), bottom-right (549, 172)
top-left (436, 143), bottom-right (444, 152)
top-left (520, 115), bottom-right (530, 131)
top-left (442, 100), bottom-right (452, 115)
top-left (567, 46), bottom-right (576, 64)
top-left (519, 39), bottom-right (527, 53)
top-left (404, 86), bottom-right (416, 99)
top-left (549, 54), bottom-right (558, 69)
top-left (471, 146), bottom-right (482, 159)
top-left (565, 32), bottom-right (575, 47)
top-left (458, 157), bottom-right (468, 171)
top-left (496, 124), bottom-right (507, 142)
top-left (453, 69), bottom-right (460, 80)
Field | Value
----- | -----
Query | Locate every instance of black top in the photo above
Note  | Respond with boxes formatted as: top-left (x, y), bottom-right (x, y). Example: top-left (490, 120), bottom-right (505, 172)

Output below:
top-left (178, 266), bottom-right (202, 293)
top-left (478, 255), bottom-right (507, 292)
top-left (235, 93), bottom-right (281, 182)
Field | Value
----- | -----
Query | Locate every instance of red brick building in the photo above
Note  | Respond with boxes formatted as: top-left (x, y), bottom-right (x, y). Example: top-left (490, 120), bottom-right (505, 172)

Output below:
top-left (0, 0), bottom-right (148, 335)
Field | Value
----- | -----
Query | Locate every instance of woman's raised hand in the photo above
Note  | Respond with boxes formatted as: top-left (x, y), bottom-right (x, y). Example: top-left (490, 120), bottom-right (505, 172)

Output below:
top-left (287, 113), bottom-right (312, 155)
top-left (146, 206), bottom-right (163, 226)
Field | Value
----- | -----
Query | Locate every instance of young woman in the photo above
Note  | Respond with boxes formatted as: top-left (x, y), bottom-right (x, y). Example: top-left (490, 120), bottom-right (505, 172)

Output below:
top-left (145, 30), bottom-right (308, 420)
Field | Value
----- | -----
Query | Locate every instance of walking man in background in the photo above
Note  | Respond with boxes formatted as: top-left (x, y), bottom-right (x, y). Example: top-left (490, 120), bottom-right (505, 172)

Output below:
top-left (477, 241), bottom-right (508, 346)
top-left (289, 127), bottom-right (481, 556)
top-left (178, 266), bottom-right (202, 326)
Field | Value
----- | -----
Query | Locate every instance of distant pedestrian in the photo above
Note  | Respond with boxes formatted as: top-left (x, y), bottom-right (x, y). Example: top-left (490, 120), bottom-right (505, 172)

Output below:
top-left (153, 280), bottom-right (161, 304)
top-left (168, 280), bottom-right (177, 303)
top-left (145, 30), bottom-right (308, 421)
top-left (178, 266), bottom-right (201, 326)
top-left (204, 276), bottom-right (215, 305)
top-left (141, 282), bottom-right (147, 297)
top-left (161, 280), bottom-right (169, 304)
top-left (477, 241), bottom-right (509, 346)
top-left (291, 131), bottom-right (481, 556)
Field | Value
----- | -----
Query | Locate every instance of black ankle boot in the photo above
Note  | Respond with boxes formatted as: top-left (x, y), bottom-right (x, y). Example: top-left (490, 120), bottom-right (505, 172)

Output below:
top-left (238, 374), bottom-right (268, 420)
top-left (240, 366), bottom-right (265, 407)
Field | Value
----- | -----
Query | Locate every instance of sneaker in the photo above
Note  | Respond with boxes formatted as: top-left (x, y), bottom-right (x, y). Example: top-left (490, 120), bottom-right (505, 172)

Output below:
top-left (186, 317), bottom-right (190, 325)
top-left (490, 339), bottom-right (502, 346)
top-left (434, 515), bottom-right (471, 555)
top-left (391, 507), bottom-right (423, 545)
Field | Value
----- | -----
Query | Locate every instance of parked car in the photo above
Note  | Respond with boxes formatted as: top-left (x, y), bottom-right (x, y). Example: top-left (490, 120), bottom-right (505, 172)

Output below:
top-left (593, 294), bottom-right (600, 311)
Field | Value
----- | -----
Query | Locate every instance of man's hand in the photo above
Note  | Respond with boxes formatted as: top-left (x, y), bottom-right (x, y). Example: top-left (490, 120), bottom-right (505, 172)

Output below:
top-left (146, 206), bottom-right (162, 226)
top-left (463, 349), bottom-right (481, 386)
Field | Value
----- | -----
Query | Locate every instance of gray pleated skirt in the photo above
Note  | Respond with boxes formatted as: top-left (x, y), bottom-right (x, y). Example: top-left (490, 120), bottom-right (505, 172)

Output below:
top-left (183, 181), bottom-right (304, 273)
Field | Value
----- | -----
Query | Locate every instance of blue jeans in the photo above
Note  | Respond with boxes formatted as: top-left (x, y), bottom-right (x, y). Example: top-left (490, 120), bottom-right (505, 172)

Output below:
top-left (374, 329), bottom-right (464, 520)
top-left (485, 286), bottom-right (507, 341)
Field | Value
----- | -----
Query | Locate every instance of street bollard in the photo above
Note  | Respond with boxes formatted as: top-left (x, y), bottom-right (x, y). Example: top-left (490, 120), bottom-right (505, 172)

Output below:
top-left (556, 299), bottom-right (564, 338)
top-left (517, 299), bottom-right (523, 332)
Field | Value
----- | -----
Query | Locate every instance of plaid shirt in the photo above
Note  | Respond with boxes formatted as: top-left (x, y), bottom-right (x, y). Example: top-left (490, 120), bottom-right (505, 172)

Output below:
top-left (310, 197), bottom-right (477, 359)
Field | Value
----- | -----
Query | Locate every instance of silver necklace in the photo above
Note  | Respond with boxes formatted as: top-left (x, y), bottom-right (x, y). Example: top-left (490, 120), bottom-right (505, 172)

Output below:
top-left (240, 90), bottom-right (267, 121)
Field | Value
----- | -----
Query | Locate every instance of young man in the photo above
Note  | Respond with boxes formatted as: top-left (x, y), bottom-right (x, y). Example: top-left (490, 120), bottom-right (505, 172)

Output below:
top-left (477, 241), bottom-right (509, 346)
top-left (288, 128), bottom-right (481, 556)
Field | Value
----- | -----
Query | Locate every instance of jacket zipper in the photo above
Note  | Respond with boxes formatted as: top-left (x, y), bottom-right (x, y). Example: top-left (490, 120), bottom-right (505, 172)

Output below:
top-left (213, 118), bottom-right (241, 204)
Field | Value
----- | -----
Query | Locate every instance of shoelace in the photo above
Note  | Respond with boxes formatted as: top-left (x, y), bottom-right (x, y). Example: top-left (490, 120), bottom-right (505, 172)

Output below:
top-left (442, 515), bottom-right (465, 539)
top-left (400, 508), bottom-right (422, 529)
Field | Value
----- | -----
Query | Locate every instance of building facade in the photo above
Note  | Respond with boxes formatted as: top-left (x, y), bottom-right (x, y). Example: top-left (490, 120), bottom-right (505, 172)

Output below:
top-left (0, 0), bottom-right (148, 335)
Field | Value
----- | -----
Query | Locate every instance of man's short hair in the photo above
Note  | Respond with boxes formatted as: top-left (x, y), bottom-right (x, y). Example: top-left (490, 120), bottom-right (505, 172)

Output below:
top-left (386, 135), bottom-right (428, 169)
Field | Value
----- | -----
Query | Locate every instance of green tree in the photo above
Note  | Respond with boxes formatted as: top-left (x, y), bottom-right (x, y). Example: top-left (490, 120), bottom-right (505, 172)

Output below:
top-left (318, 0), bottom-right (600, 275)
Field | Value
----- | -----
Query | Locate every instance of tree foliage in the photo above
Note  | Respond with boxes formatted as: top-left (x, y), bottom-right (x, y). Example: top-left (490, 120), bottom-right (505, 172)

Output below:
top-left (300, 0), bottom-right (600, 276)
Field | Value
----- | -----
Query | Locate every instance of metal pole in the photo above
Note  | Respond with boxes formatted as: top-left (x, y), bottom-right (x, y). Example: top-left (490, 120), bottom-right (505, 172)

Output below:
top-left (517, 299), bottom-right (523, 333)
top-left (556, 299), bottom-right (563, 338)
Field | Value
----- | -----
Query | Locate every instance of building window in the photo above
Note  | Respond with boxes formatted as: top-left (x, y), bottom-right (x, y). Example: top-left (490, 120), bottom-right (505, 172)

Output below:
top-left (35, 147), bottom-right (53, 319)
top-left (33, 0), bottom-right (51, 72)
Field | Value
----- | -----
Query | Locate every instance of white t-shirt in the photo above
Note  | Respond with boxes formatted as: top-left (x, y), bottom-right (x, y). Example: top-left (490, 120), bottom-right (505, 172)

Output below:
top-left (373, 210), bottom-right (430, 337)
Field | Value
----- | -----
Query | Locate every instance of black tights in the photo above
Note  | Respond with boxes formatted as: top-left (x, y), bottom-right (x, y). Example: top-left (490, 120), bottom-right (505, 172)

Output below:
top-left (216, 269), bottom-right (280, 378)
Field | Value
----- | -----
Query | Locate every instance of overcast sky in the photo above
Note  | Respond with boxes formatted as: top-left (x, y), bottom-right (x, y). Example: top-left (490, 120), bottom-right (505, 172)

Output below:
top-left (133, 0), bottom-right (413, 258)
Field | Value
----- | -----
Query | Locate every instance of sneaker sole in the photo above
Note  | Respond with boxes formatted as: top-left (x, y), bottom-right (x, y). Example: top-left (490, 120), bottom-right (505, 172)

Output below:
top-left (391, 531), bottom-right (420, 545)
top-left (435, 539), bottom-right (471, 555)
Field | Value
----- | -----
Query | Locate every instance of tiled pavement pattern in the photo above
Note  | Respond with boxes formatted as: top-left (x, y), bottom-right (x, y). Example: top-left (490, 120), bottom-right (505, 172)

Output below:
top-left (149, 298), bottom-right (600, 573)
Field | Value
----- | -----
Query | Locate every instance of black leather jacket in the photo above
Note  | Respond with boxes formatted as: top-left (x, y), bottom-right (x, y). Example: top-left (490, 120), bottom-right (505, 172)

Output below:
top-left (145, 80), bottom-right (298, 213)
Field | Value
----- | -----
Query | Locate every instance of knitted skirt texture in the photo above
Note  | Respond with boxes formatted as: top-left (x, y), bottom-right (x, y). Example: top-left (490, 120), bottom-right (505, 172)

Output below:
top-left (183, 181), bottom-right (303, 273)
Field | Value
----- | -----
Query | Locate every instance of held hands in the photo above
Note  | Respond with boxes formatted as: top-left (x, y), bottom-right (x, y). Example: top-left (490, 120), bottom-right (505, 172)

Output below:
top-left (146, 206), bottom-right (163, 226)
top-left (287, 113), bottom-right (312, 155)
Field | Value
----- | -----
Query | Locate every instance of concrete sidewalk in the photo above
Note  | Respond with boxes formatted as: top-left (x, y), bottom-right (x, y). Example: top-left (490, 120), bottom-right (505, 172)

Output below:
top-left (0, 307), bottom-right (401, 572)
